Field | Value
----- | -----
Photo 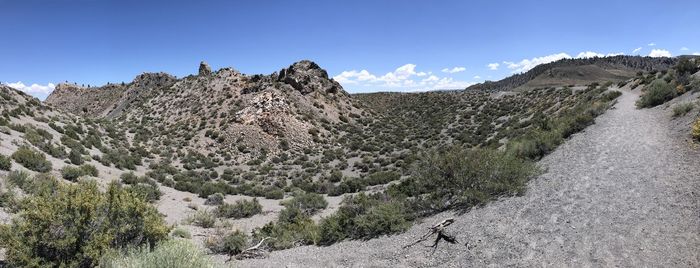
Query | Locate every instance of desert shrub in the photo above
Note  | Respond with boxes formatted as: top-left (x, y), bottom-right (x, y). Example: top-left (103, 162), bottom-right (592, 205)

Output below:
top-left (0, 154), bottom-right (11, 171)
top-left (120, 172), bottom-right (141, 185)
top-left (11, 145), bottom-right (52, 172)
top-left (636, 79), bottom-right (676, 108)
top-left (282, 192), bottom-right (328, 215)
top-left (254, 206), bottom-right (319, 250)
top-left (129, 182), bottom-right (162, 202)
top-left (68, 149), bottom-right (84, 165)
top-left (61, 166), bottom-right (85, 181)
top-left (204, 193), bottom-right (225, 206)
top-left (318, 193), bottom-right (409, 245)
top-left (264, 187), bottom-right (285, 200)
top-left (0, 180), bottom-right (170, 267)
top-left (170, 227), bottom-right (191, 239)
top-left (692, 117), bottom-right (700, 140)
top-left (7, 170), bottom-right (30, 190)
top-left (405, 147), bottom-right (537, 212)
top-left (206, 230), bottom-right (248, 255)
top-left (672, 102), bottom-right (694, 117)
top-left (100, 239), bottom-right (212, 268)
top-left (188, 209), bottom-right (216, 228)
top-left (215, 198), bottom-right (262, 219)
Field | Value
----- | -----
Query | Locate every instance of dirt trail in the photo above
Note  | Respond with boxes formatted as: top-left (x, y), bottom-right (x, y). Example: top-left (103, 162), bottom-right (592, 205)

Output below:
top-left (239, 88), bottom-right (700, 267)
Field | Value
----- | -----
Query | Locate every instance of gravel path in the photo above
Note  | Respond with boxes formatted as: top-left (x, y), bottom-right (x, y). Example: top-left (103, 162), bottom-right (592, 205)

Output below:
top-left (238, 89), bottom-right (700, 267)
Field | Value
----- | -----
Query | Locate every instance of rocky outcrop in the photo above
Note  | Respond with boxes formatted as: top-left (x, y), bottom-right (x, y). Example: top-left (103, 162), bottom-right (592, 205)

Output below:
top-left (277, 60), bottom-right (340, 94)
top-left (199, 61), bottom-right (212, 76)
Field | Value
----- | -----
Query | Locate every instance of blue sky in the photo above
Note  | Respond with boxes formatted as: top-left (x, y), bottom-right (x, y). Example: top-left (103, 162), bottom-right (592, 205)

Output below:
top-left (1, 0), bottom-right (699, 99)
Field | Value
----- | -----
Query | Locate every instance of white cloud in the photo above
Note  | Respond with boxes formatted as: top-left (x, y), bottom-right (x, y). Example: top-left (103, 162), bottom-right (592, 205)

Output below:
top-left (332, 70), bottom-right (377, 84)
top-left (576, 51), bottom-right (604, 58)
top-left (4, 81), bottom-right (55, 94)
top-left (648, 42), bottom-right (656, 46)
top-left (681, 47), bottom-right (689, 51)
top-left (334, 64), bottom-right (473, 92)
top-left (503, 53), bottom-right (572, 73)
top-left (648, 49), bottom-right (672, 57)
top-left (632, 47), bottom-right (643, 53)
top-left (487, 63), bottom-right (499, 70)
top-left (693, 52), bottom-right (700, 56)
top-left (441, 67), bottom-right (466, 73)
top-left (473, 75), bottom-right (481, 79)
top-left (575, 51), bottom-right (623, 58)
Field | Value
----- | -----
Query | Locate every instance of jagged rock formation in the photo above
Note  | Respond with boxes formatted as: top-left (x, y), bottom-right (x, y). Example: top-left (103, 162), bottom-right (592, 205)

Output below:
top-left (199, 61), bottom-right (212, 76)
top-left (45, 60), bottom-right (360, 156)
top-left (467, 55), bottom-right (678, 92)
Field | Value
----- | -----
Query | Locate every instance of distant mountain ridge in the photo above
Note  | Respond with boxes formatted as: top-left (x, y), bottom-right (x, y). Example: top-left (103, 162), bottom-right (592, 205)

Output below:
top-left (466, 55), bottom-right (679, 92)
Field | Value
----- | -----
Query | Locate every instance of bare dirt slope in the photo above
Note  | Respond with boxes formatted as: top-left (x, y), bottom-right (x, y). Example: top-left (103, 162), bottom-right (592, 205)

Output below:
top-left (238, 88), bottom-right (700, 267)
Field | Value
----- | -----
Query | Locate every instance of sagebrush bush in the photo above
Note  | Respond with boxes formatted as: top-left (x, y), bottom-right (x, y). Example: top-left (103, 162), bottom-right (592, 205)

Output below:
top-left (282, 192), bottom-right (328, 215)
top-left (205, 230), bottom-right (248, 255)
top-left (0, 180), bottom-right (170, 267)
top-left (215, 198), bottom-right (262, 219)
top-left (11, 145), bottom-right (52, 172)
top-left (672, 102), bottom-right (694, 117)
top-left (100, 239), bottom-right (213, 268)
top-left (0, 154), bottom-right (11, 171)
top-left (318, 193), bottom-right (409, 245)
top-left (408, 147), bottom-right (537, 211)
top-left (188, 209), bottom-right (216, 228)
top-left (254, 206), bottom-right (319, 250)
top-left (204, 193), bottom-right (224, 206)
top-left (170, 227), bottom-right (191, 239)
top-left (636, 79), bottom-right (676, 108)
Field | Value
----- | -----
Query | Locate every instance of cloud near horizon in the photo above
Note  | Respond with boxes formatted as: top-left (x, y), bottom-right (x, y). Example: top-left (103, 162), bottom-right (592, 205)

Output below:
top-left (648, 49), bottom-right (672, 57)
top-left (334, 64), bottom-right (475, 92)
top-left (4, 81), bottom-right (55, 94)
top-left (441, 67), bottom-right (466, 73)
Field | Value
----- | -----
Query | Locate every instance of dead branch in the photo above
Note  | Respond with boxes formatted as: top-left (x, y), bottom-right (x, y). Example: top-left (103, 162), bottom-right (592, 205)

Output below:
top-left (228, 237), bottom-right (273, 261)
top-left (404, 218), bottom-right (457, 253)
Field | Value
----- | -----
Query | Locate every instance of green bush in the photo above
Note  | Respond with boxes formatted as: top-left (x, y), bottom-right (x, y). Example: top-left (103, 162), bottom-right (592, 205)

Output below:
top-left (206, 230), bottom-right (248, 255)
top-left (61, 164), bottom-right (100, 181)
top-left (672, 102), bottom-right (694, 117)
top-left (254, 206), bottom-right (319, 250)
top-left (61, 166), bottom-right (84, 181)
top-left (188, 209), bottom-right (216, 228)
top-left (0, 154), bottom-right (11, 171)
top-left (7, 170), bottom-right (30, 190)
top-left (407, 147), bottom-right (537, 212)
top-left (637, 79), bottom-right (676, 108)
top-left (318, 193), bottom-right (409, 245)
top-left (1, 180), bottom-right (170, 267)
top-left (204, 193), bottom-right (224, 206)
top-left (215, 198), bottom-right (262, 219)
top-left (170, 227), bottom-right (191, 239)
top-left (100, 239), bottom-right (212, 268)
top-left (11, 145), bottom-right (52, 172)
top-left (282, 192), bottom-right (328, 215)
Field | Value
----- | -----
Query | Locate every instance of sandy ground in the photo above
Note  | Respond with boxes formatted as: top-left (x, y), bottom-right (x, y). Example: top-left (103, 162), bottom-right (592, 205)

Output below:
top-left (237, 88), bottom-right (700, 267)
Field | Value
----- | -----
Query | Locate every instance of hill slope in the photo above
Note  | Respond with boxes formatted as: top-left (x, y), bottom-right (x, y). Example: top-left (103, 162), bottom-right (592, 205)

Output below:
top-left (466, 55), bottom-right (677, 92)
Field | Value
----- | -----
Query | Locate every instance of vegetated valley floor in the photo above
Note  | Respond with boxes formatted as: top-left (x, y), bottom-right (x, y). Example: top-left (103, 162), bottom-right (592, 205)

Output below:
top-left (239, 87), bottom-right (700, 267)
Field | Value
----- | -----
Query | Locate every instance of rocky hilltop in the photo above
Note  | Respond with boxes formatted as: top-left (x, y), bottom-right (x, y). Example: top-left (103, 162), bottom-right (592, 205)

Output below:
top-left (45, 60), bottom-right (361, 156)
